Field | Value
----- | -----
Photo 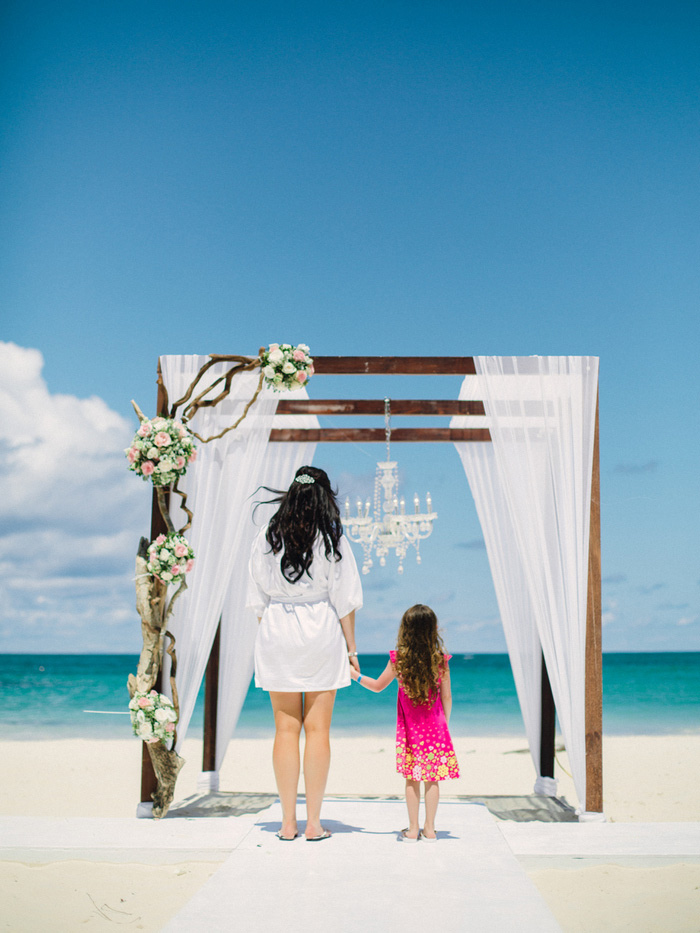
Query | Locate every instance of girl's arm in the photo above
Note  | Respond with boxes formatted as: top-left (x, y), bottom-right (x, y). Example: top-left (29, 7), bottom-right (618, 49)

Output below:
top-left (351, 660), bottom-right (395, 693)
top-left (440, 665), bottom-right (453, 723)
top-left (339, 610), bottom-right (360, 673)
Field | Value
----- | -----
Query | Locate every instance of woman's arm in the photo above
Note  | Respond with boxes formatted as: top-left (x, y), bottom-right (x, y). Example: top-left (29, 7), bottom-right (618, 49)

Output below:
top-left (339, 610), bottom-right (360, 673)
top-left (350, 660), bottom-right (395, 693)
top-left (440, 665), bottom-right (453, 723)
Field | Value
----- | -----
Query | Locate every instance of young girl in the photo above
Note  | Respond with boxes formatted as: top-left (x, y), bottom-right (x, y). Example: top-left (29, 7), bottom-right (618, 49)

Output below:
top-left (351, 604), bottom-right (459, 842)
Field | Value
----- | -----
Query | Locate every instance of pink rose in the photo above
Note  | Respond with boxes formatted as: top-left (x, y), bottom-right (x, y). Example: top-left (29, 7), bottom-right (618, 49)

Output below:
top-left (154, 432), bottom-right (171, 447)
top-left (155, 534), bottom-right (166, 546)
top-left (174, 544), bottom-right (187, 558)
top-left (171, 565), bottom-right (181, 575)
top-left (188, 450), bottom-right (197, 462)
top-left (138, 697), bottom-right (153, 708)
top-left (185, 559), bottom-right (194, 573)
top-left (146, 736), bottom-right (159, 744)
top-left (127, 448), bottom-right (139, 463)
top-left (308, 364), bottom-right (315, 375)
top-left (137, 424), bottom-right (152, 437)
top-left (165, 722), bottom-right (175, 732)
top-left (296, 371), bottom-right (307, 383)
top-left (141, 461), bottom-right (155, 475)
top-left (175, 456), bottom-right (186, 470)
top-left (293, 348), bottom-right (306, 361)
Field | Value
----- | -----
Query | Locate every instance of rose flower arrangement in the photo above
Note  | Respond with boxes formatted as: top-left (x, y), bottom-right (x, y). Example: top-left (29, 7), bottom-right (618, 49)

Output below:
top-left (125, 417), bottom-right (196, 487)
top-left (147, 533), bottom-right (195, 584)
top-left (261, 343), bottom-right (314, 391)
top-left (129, 690), bottom-right (178, 744)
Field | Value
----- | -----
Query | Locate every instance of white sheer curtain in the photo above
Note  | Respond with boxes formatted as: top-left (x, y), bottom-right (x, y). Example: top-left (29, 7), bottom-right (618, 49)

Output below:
top-left (451, 428), bottom-right (546, 789)
top-left (158, 356), bottom-right (279, 752)
top-left (471, 356), bottom-right (599, 810)
top-left (213, 410), bottom-right (318, 774)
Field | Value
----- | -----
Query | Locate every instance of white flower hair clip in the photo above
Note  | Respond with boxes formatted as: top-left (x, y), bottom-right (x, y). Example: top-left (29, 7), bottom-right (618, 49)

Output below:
top-left (295, 474), bottom-right (315, 484)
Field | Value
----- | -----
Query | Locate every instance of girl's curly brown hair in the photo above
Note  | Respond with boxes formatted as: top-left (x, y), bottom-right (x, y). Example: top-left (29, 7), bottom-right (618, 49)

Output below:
top-left (393, 604), bottom-right (446, 705)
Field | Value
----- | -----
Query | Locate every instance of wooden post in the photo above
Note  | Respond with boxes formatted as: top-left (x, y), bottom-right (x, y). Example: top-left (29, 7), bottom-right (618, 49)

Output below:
top-left (203, 621), bottom-right (221, 772)
top-left (539, 652), bottom-right (556, 779)
top-left (585, 389), bottom-right (603, 812)
top-left (140, 361), bottom-right (169, 805)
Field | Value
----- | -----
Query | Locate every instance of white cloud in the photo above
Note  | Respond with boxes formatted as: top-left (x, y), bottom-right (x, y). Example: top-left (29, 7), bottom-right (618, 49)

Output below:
top-left (0, 343), bottom-right (149, 651)
top-left (677, 615), bottom-right (698, 627)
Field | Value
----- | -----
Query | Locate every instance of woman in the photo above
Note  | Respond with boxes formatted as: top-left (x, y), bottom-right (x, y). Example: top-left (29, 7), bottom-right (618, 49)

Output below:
top-left (246, 466), bottom-right (362, 841)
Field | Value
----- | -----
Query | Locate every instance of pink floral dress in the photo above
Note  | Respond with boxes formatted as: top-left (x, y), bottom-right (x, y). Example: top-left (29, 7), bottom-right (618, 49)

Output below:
top-left (390, 651), bottom-right (460, 782)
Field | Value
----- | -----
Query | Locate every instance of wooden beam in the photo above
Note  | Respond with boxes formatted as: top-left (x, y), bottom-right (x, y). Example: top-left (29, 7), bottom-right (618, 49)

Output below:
top-left (269, 427), bottom-right (491, 443)
top-left (202, 621), bottom-right (221, 773)
top-left (585, 388), bottom-right (603, 813)
top-left (275, 399), bottom-right (486, 416)
top-left (312, 356), bottom-right (477, 374)
top-left (140, 363), bottom-right (169, 805)
top-left (539, 652), bottom-right (556, 779)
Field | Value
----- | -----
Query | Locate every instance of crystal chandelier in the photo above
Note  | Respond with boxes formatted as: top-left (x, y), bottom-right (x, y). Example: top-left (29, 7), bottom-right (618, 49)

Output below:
top-left (343, 398), bottom-right (437, 575)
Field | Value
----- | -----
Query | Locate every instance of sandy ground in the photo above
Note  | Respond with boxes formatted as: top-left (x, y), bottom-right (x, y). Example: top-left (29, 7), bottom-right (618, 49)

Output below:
top-left (2, 734), bottom-right (699, 932)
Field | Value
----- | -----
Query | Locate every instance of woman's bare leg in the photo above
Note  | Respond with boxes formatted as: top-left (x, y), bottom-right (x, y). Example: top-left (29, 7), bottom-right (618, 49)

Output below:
top-left (269, 691), bottom-right (303, 838)
top-left (302, 690), bottom-right (336, 838)
top-left (423, 780), bottom-right (439, 838)
top-left (404, 779), bottom-right (420, 839)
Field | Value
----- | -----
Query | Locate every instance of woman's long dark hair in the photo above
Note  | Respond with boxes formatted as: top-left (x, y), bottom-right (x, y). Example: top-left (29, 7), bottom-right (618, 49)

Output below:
top-left (261, 466), bottom-right (343, 583)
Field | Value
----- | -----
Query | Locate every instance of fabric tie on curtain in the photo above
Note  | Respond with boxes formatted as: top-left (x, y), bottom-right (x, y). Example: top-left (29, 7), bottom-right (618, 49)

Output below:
top-left (158, 356), bottom-right (279, 754)
top-left (469, 356), bottom-right (599, 814)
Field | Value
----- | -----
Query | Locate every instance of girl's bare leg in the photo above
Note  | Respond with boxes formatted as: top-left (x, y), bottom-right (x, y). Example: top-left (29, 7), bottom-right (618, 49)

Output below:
top-left (404, 779), bottom-right (421, 839)
top-left (423, 780), bottom-right (439, 838)
top-left (269, 692), bottom-right (303, 838)
top-left (302, 690), bottom-right (336, 838)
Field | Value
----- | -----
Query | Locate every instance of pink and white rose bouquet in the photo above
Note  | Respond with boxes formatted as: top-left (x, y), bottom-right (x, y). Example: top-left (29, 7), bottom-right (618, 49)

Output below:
top-left (125, 417), bottom-right (196, 487)
top-left (129, 689), bottom-right (178, 744)
top-left (261, 343), bottom-right (314, 392)
top-left (146, 533), bottom-right (195, 584)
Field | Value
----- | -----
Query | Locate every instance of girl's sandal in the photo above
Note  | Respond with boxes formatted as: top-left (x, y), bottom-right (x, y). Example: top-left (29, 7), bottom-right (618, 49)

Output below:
top-left (420, 829), bottom-right (437, 843)
top-left (399, 828), bottom-right (420, 843)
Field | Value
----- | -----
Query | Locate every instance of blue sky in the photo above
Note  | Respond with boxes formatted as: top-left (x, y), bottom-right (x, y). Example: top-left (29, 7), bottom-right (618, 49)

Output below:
top-left (1, 0), bottom-right (698, 653)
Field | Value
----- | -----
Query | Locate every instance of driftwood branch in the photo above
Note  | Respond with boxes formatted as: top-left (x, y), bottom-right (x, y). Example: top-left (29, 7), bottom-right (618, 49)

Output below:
top-left (187, 369), bottom-right (266, 444)
top-left (128, 542), bottom-right (185, 820)
top-left (170, 354), bottom-right (260, 417)
top-left (171, 479), bottom-right (193, 535)
top-left (155, 488), bottom-right (176, 535)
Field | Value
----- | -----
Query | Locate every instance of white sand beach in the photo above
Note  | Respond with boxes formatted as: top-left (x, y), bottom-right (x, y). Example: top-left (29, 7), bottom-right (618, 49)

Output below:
top-left (2, 734), bottom-right (699, 932)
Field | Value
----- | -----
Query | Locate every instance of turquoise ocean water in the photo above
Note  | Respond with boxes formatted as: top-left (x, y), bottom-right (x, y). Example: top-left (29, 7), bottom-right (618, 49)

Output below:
top-left (0, 653), bottom-right (697, 741)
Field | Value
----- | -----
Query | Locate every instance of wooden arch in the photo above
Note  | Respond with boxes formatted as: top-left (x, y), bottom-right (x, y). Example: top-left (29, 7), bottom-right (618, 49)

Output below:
top-left (141, 356), bottom-right (602, 813)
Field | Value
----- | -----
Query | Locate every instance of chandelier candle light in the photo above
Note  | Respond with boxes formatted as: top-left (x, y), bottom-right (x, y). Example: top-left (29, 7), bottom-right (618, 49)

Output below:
top-left (343, 398), bottom-right (437, 575)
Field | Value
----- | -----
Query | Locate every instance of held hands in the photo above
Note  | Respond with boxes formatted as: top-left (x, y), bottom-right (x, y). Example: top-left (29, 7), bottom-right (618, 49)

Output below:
top-left (348, 653), bottom-right (361, 675)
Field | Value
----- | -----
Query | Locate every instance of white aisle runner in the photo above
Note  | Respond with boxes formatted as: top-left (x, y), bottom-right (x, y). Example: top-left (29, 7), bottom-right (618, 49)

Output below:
top-left (163, 798), bottom-right (562, 933)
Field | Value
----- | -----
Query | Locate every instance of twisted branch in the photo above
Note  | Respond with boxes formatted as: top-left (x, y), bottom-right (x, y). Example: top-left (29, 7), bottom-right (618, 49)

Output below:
top-left (187, 369), bottom-right (265, 444)
top-left (171, 479), bottom-right (194, 535)
top-left (169, 354), bottom-right (261, 418)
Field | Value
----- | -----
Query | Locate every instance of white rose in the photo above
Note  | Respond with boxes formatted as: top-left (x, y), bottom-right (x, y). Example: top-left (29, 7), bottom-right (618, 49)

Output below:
top-left (263, 365), bottom-right (275, 379)
top-left (161, 571), bottom-right (173, 581)
top-left (159, 694), bottom-right (171, 705)
top-left (268, 347), bottom-right (284, 364)
top-left (154, 708), bottom-right (169, 723)
top-left (147, 447), bottom-right (159, 459)
top-left (281, 361), bottom-right (296, 374)
top-left (158, 459), bottom-right (174, 473)
top-left (159, 549), bottom-right (171, 561)
top-left (136, 710), bottom-right (146, 723)
top-left (137, 723), bottom-right (153, 739)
